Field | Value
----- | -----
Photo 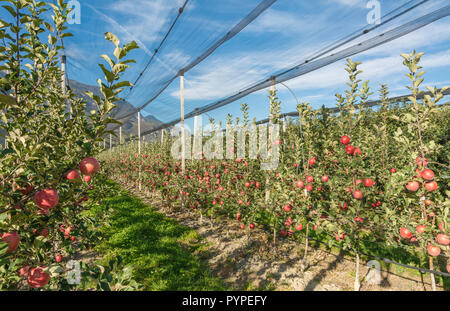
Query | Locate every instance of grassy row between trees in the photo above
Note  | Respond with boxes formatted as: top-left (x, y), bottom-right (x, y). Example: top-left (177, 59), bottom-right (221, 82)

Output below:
top-left (85, 178), bottom-right (228, 291)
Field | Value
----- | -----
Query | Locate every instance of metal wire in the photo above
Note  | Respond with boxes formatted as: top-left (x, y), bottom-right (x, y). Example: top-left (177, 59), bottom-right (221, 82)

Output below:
top-left (112, 0), bottom-right (278, 121)
top-left (123, 0), bottom-right (191, 101)
top-left (141, 4), bottom-right (450, 136)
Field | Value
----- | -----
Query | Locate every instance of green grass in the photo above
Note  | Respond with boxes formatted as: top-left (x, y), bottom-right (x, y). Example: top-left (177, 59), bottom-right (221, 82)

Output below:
top-left (89, 182), bottom-right (229, 290)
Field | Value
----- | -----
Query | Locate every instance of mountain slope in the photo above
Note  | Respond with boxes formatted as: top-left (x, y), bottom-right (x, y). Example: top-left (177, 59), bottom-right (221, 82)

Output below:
top-left (68, 79), bottom-right (163, 138)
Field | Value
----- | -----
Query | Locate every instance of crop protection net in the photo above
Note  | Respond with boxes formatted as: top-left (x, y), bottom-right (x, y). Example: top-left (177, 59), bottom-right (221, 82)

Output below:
top-left (56, 0), bottom-right (450, 140)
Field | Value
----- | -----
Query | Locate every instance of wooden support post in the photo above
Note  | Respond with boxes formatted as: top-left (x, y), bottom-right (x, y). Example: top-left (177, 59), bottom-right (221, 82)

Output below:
top-left (180, 71), bottom-right (186, 208)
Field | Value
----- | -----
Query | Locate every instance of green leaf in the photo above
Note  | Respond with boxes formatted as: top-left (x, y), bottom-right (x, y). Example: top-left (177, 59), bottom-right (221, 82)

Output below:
top-left (2, 5), bottom-right (17, 18)
top-left (99, 281), bottom-right (111, 291)
top-left (100, 54), bottom-right (115, 69)
top-left (113, 47), bottom-right (122, 61)
top-left (112, 64), bottom-right (129, 75)
top-left (0, 19), bottom-right (9, 28)
top-left (0, 241), bottom-right (8, 256)
top-left (104, 32), bottom-right (119, 47)
top-left (103, 117), bottom-right (122, 126)
top-left (0, 94), bottom-right (16, 106)
top-left (98, 63), bottom-right (115, 83)
top-left (112, 81), bottom-right (132, 90)
top-left (123, 41), bottom-right (139, 53)
top-left (43, 22), bottom-right (55, 32)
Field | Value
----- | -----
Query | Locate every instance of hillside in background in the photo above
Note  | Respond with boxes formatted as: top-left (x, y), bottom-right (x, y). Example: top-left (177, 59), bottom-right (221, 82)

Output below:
top-left (1, 72), bottom-right (164, 144)
top-left (68, 79), bottom-right (163, 139)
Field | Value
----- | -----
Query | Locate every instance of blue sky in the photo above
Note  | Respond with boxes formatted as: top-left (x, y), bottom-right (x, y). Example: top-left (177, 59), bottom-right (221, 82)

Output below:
top-left (61, 0), bottom-right (450, 132)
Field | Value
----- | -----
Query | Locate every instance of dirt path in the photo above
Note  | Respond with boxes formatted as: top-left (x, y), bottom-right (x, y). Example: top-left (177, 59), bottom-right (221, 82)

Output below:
top-left (125, 186), bottom-right (446, 291)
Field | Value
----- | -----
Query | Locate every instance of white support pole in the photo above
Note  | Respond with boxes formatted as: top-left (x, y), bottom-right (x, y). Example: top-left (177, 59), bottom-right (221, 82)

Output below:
top-left (61, 55), bottom-right (71, 117)
top-left (180, 71), bottom-right (186, 208)
top-left (109, 134), bottom-right (112, 151)
top-left (137, 111), bottom-right (141, 155)
top-left (103, 138), bottom-right (106, 150)
top-left (269, 77), bottom-right (276, 146)
top-left (266, 77), bottom-right (276, 204)
top-left (194, 113), bottom-right (198, 138)
top-left (160, 130), bottom-right (164, 143)
top-left (119, 126), bottom-right (122, 145)
top-left (137, 111), bottom-right (142, 191)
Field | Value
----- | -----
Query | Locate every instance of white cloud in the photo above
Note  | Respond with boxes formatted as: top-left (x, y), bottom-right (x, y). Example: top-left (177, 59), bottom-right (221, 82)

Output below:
top-left (285, 48), bottom-right (450, 92)
top-left (106, 0), bottom-right (185, 45)
top-left (326, 0), bottom-right (366, 8)
top-left (173, 17), bottom-right (450, 102)
top-left (65, 43), bottom-right (91, 62)
top-left (245, 8), bottom-right (328, 35)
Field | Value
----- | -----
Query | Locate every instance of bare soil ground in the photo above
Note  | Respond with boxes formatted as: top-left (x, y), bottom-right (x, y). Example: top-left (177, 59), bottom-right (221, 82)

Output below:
top-left (125, 187), bottom-right (447, 291)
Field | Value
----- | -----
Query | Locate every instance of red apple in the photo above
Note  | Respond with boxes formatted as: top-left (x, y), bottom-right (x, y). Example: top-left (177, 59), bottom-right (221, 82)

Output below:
top-left (427, 244), bottom-right (441, 257)
top-left (283, 205), bottom-right (291, 212)
top-left (19, 266), bottom-right (30, 276)
top-left (19, 184), bottom-right (33, 195)
top-left (421, 169), bottom-right (434, 181)
top-left (65, 169), bottom-right (80, 182)
top-left (425, 181), bottom-right (438, 192)
top-left (416, 157), bottom-right (428, 167)
top-left (436, 234), bottom-right (449, 246)
top-left (295, 180), bottom-right (304, 188)
top-left (353, 190), bottom-right (363, 199)
top-left (353, 147), bottom-right (362, 156)
top-left (340, 135), bottom-right (350, 145)
top-left (1, 232), bottom-right (20, 253)
top-left (345, 145), bottom-right (355, 155)
top-left (40, 228), bottom-right (49, 237)
top-left (34, 189), bottom-right (59, 210)
top-left (27, 267), bottom-right (50, 288)
top-left (416, 225), bottom-right (426, 234)
top-left (79, 157), bottom-right (100, 176)
top-left (363, 178), bottom-right (373, 187)
top-left (400, 227), bottom-right (412, 239)
top-left (405, 181), bottom-right (420, 192)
